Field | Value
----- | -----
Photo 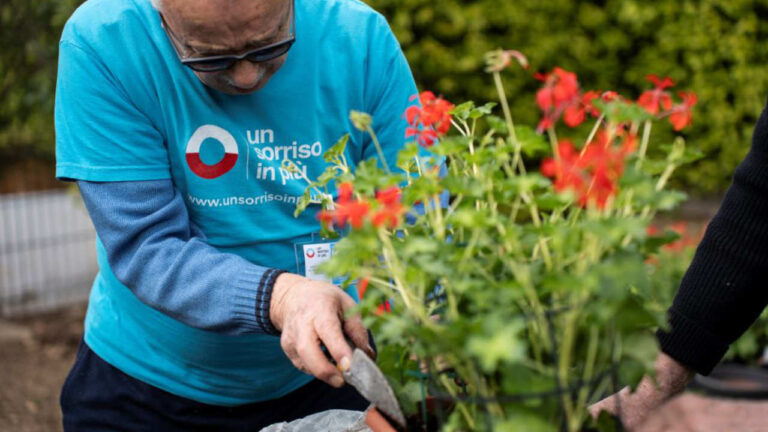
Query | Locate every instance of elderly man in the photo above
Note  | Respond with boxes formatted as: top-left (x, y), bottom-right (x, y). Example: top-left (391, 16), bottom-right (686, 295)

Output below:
top-left (55, 0), bottom-right (416, 429)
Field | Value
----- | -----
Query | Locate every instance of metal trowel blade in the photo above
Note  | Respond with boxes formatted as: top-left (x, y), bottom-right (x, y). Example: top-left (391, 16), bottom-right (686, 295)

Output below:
top-left (342, 348), bottom-right (406, 428)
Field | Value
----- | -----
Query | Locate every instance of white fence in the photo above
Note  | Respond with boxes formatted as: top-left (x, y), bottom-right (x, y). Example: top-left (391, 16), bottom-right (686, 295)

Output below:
top-left (0, 189), bottom-right (97, 317)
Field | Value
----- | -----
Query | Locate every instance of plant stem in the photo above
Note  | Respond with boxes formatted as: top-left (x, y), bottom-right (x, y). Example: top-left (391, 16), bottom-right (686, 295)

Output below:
top-left (365, 125), bottom-right (391, 174)
top-left (492, 72), bottom-right (518, 144)
top-left (580, 114), bottom-right (605, 157)
top-left (574, 325), bottom-right (599, 427)
top-left (559, 309), bottom-right (578, 431)
top-left (439, 369), bottom-right (476, 429)
top-left (433, 194), bottom-right (446, 239)
top-left (635, 120), bottom-right (653, 169)
top-left (547, 127), bottom-right (560, 164)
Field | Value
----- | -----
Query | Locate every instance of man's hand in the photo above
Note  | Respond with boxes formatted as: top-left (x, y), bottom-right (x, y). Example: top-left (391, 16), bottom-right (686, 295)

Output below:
top-left (269, 272), bottom-right (374, 387)
top-left (589, 352), bottom-right (695, 430)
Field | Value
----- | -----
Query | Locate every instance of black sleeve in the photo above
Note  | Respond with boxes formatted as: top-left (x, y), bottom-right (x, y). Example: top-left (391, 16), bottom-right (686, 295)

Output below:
top-left (656, 102), bottom-right (768, 375)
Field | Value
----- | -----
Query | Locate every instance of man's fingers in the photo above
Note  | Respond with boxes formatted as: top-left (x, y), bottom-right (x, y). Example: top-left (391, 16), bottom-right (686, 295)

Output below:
top-left (340, 294), bottom-right (373, 358)
top-left (588, 397), bottom-right (615, 419)
top-left (314, 317), bottom-right (353, 365)
top-left (296, 331), bottom-right (344, 387)
top-left (344, 314), bottom-right (373, 358)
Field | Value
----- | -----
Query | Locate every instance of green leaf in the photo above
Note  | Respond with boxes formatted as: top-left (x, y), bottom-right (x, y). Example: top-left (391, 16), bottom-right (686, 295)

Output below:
top-left (594, 410), bottom-right (620, 432)
top-left (486, 115), bottom-right (508, 134)
top-left (323, 134), bottom-right (350, 163)
top-left (654, 190), bottom-right (688, 211)
top-left (594, 99), bottom-right (653, 123)
top-left (468, 102), bottom-right (496, 119)
top-left (396, 142), bottom-right (421, 171)
top-left (515, 125), bottom-right (550, 157)
top-left (293, 189), bottom-right (312, 217)
top-left (315, 166), bottom-right (340, 187)
top-left (430, 136), bottom-right (470, 156)
top-left (466, 319), bottom-right (525, 372)
top-left (451, 101), bottom-right (475, 120)
top-left (494, 409), bottom-right (557, 432)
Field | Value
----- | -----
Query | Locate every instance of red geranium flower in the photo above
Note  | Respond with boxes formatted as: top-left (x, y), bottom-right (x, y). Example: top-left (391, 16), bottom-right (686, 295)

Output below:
top-left (357, 277), bottom-right (369, 299)
top-left (406, 127), bottom-right (439, 147)
top-left (535, 67), bottom-right (580, 112)
top-left (541, 132), bottom-right (632, 209)
top-left (668, 91), bottom-right (698, 131)
top-left (541, 140), bottom-right (588, 194)
top-left (404, 91), bottom-right (454, 147)
top-left (376, 300), bottom-right (392, 315)
top-left (372, 186), bottom-right (406, 229)
top-left (536, 67), bottom-right (593, 130)
top-left (637, 75), bottom-right (675, 115)
top-left (317, 182), bottom-right (370, 229)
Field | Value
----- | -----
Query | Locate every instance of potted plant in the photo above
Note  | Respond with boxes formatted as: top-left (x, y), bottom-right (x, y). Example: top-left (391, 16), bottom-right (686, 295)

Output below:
top-left (286, 50), bottom-right (702, 431)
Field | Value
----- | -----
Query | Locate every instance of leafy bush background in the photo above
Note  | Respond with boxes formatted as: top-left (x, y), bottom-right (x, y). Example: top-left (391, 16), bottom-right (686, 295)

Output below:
top-left (366, 0), bottom-right (768, 195)
top-left (3, 0), bottom-right (768, 194)
top-left (0, 0), bottom-right (82, 162)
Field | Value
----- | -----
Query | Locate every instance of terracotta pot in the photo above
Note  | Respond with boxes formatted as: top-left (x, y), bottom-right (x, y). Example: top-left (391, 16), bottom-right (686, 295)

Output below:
top-left (365, 407), bottom-right (399, 432)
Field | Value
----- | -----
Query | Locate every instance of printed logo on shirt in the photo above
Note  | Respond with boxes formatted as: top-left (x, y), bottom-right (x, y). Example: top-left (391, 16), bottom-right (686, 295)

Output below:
top-left (183, 125), bottom-right (333, 208)
top-left (185, 125), bottom-right (239, 179)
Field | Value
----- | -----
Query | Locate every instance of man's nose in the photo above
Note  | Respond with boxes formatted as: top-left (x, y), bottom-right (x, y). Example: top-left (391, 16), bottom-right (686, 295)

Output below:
top-left (229, 60), bottom-right (264, 89)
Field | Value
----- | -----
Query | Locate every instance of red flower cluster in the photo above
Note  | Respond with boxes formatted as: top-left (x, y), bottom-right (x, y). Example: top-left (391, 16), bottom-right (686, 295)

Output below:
top-left (357, 277), bottom-right (369, 299)
top-left (405, 91), bottom-right (455, 147)
top-left (541, 132), bottom-right (634, 208)
top-left (636, 75), bottom-right (697, 131)
top-left (534, 68), bottom-right (619, 132)
top-left (372, 186), bottom-right (406, 229)
top-left (317, 184), bottom-right (406, 230)
top-left (317, 183), bottom-right (370, 229)
top-left (355, 277), bottom-right (392, 315)
top-left (637, 75), bottom-right (674, 115)
top-left (669, 91), bottom-right (698, 131)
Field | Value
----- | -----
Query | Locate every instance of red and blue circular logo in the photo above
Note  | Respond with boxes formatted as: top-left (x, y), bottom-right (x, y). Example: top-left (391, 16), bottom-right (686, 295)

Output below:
top-left (185, 125), bottom-right (238, 179)
top-left (306, 248), bottom-right (316, 258)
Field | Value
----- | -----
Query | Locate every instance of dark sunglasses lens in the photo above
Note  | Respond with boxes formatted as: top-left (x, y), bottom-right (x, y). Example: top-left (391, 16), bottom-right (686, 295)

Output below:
top-left (246, 41), bottom-right (293, 62)
top-left (186, 58), bottom-right (234, 72)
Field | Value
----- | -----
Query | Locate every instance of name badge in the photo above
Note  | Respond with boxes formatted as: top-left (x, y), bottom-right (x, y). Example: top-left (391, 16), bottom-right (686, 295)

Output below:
top-left (302, 242), bottom-right (336, 283)
top-left (293, 235), bottom-right (358, 302)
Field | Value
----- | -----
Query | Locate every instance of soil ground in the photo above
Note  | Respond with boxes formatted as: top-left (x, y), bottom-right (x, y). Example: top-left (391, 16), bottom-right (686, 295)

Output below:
top-left (0, 304), bottom-right (84, 432)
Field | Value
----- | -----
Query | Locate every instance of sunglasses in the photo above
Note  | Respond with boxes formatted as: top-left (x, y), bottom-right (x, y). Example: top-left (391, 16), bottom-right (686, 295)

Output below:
top-left (160, 0), bottom-right (295, 73)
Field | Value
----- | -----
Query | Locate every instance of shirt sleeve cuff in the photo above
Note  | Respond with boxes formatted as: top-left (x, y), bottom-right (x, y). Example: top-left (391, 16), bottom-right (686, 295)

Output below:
top-left (656, 307), bottom-right (731, 375)
top-left (232, 267), bottom-right (286, 336)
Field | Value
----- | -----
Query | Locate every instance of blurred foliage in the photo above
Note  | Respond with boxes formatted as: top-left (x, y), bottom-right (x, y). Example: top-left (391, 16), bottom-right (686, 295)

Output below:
top-left (0, 0), bottom-right (83, 161)
top-left (3, 0), bottom-right (768, 194)
top-left (367, 0), bottom-right (768, 195)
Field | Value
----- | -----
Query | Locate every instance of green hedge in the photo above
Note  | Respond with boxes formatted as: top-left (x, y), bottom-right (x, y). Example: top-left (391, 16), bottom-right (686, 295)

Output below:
top-left (0, 0), bottom-right (82, 161)
top-left (3, 0), bottom-right (768, 194)
top-left (367, 0), bottom-right (768, 195)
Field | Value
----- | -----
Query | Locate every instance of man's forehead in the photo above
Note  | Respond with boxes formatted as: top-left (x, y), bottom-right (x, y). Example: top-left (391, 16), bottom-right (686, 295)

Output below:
top-left (161, 0), bottom-right (290, 54)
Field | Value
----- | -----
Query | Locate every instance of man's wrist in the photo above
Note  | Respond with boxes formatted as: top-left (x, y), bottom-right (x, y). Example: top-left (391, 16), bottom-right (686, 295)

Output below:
top-left (268, 272), bottom-right (307, 332)
top-left (253, 268), bottom-right (287, 335)
top-left (654, 352), bottom-right (695, 396)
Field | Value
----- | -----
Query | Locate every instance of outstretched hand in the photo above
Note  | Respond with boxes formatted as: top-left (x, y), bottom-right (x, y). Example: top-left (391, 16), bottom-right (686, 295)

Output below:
top-left (589, 352), bottom-right (695, 430)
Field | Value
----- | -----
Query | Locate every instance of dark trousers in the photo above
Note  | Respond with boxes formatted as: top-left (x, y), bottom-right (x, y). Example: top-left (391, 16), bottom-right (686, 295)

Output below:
top-left (60, 340), bottom-right (369, 431)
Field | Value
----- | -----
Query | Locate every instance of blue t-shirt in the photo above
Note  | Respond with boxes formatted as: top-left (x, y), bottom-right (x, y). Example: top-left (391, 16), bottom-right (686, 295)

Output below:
top-left (55, 0), bottom-right (418, 405)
